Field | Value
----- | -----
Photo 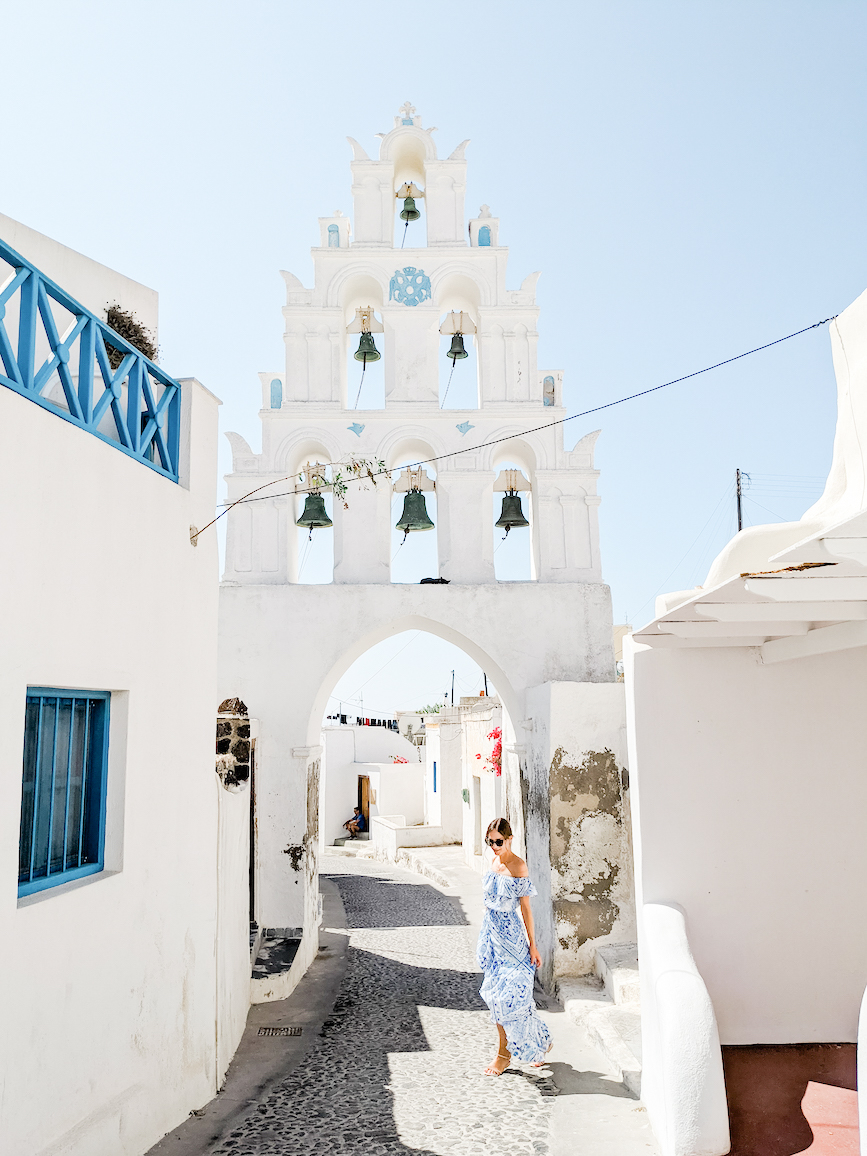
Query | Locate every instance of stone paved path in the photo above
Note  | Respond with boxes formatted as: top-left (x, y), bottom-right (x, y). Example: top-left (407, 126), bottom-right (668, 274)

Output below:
top-left (153, 855), bottom-right (658, 1156)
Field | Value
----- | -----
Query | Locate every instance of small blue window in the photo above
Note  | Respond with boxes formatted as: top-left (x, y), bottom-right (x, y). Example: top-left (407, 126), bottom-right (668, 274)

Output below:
top-left (543, 375), bottom-right (555, 407)
top-left (433, 760), bottom-right (437, 793)
top-left (478, 225), bottom-right (491, 247)
top-left (270, 379), bottom-right (282, 409)
top-left (18, 689), bottom-right (110, 897)
top-left (327, 224), bottom-right (340, 248)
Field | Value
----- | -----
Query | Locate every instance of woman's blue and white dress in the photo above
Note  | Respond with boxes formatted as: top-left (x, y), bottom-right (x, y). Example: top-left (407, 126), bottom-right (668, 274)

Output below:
top-left (477, 870), bottom-right (551, 1062)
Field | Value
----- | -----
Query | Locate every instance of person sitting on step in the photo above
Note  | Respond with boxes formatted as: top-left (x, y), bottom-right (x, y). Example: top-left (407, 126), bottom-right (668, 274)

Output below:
top-left (343, 807), bottom-right (366, 839)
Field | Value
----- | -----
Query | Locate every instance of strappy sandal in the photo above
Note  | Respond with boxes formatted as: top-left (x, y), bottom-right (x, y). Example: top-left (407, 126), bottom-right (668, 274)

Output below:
top-left (484, 1051), bottom-right (511, 1076)
top-left (530, 1042), bottom-right (554, 1067)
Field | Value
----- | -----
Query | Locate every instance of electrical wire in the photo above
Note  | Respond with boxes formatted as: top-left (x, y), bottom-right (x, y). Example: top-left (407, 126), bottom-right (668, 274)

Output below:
top-left (193, 314), bottom-right (836, 541)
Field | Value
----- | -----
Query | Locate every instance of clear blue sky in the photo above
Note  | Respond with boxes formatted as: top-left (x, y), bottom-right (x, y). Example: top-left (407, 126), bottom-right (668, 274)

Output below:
top-left (5, 1), bottom-right (867, 708)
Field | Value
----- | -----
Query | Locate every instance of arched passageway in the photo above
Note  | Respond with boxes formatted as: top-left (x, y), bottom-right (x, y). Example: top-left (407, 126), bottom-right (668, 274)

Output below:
top-left (315, 629), bottom-right (522, 876)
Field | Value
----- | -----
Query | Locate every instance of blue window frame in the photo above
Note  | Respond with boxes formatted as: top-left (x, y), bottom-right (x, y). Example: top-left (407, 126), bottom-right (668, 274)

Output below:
top-left (270, 378), bottom-right (283, 408)
top-left (433, 760), bottom-right (437, 793)
top-left (478, 225), bottom-right (491, 247)
top-left (327, 224), bottom-right (340, 247)
top-left (18, 689), bottom-right (110, 897)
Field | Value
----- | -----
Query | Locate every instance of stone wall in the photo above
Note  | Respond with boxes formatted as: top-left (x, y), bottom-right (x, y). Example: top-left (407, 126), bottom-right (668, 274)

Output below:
top-left (216, 698), bottom-right (251, 790)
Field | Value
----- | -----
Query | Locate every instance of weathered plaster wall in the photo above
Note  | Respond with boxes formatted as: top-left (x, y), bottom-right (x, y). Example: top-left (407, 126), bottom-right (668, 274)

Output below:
top-left (525, 682), bottom-right (635, 982)
top-left (0, 377), bottom-right (248, 1156)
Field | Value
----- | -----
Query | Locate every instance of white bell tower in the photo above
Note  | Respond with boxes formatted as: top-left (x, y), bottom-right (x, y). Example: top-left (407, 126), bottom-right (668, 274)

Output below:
top-left (219, 106), bottom-right (617, 943)
top-left (223, 103), bottom-right (605, 587)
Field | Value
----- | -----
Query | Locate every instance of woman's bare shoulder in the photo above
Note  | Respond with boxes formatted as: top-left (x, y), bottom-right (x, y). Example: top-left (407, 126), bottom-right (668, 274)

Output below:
top-left (507, 855), bottom-right (529, 879)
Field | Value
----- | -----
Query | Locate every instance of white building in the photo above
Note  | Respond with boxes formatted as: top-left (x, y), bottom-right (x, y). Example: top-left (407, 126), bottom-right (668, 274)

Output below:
top-left (218, 105), bottom-right (635, 993)
top-left (625, 292), bottom-right (867, 1155)
top-left (0, 219), bottom-right (250, 1155)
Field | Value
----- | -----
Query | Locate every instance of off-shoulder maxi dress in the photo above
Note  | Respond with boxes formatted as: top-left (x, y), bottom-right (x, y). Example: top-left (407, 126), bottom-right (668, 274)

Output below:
top-left (476, 870), bottom-right (552, 1062)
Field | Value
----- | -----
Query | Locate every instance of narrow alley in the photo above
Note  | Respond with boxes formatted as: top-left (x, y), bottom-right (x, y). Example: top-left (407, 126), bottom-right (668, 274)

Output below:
top-left (151, 856), bottom-right (657, 1156)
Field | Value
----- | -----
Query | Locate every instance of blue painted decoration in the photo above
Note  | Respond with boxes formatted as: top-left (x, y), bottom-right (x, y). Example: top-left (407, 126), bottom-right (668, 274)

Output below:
top-left (433, 760), bottom-right (437, 793)
top-left (347, 422), bottom-right (365, 437)
top-left (543, 375), bottom-right (555, 406)
top-left (18, 688), bottom-right (110, 897)
top-left (389, 267), bottom-right (431, 306)
top-left (327, 224), bottom-right (340, 247)
top-left (0, 239), bottom-right (181, 481)
top-left (478, 225), bottom-right (491, 247)
top-left (456, 421), bottom-right (475, 436)
top-left (270, 378), bottom-right (282, 408)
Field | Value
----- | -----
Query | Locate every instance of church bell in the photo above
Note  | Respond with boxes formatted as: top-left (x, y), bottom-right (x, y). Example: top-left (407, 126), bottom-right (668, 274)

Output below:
top-left (354, 331), bottom-right (381, 364)
top-left (296, 492), bottom-right (333, 530)
top-left (447, 333), bottom-right (468, 363)
top-left (395, 489), bottom-right (434, 535)
top-left (400, 196), bottom-right (420, 222)
top-left (495, 491), bottom-right (529, 535)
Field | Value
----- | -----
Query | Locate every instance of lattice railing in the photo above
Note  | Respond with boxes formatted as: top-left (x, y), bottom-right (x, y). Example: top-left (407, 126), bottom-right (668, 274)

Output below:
top-left (0, 238), bottom-right (181, 481)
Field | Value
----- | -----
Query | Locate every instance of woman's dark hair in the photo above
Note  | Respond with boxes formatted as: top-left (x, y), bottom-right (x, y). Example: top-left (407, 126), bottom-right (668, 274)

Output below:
top-left (486, 817), bottom-right (512, 839)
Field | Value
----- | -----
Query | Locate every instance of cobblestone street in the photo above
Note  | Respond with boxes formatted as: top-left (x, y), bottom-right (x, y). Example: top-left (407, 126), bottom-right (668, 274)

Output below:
top-left (152, 856), bottom-right (658, 1156)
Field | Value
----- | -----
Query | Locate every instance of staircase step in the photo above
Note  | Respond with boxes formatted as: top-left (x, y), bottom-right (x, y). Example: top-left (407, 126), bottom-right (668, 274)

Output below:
top-left (595, 942), bottom-right (640, 1006)
top-left (332, 834), bottom-right (371, 846)
top-left (559, 975), bottom-right (642, 1097)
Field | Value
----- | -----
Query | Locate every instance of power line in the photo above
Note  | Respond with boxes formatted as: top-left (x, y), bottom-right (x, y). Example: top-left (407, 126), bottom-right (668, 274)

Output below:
top-left (193, 314), bottom-right (836, 540)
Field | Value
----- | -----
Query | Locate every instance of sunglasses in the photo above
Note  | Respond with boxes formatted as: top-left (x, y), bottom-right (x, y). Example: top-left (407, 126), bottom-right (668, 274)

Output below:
top-left (486, 837), bottom-right (505, 847)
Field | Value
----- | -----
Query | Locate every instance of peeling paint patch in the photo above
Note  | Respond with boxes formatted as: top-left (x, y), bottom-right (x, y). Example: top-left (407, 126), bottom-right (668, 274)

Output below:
top-left (549, 747), bottom-right (635, 974)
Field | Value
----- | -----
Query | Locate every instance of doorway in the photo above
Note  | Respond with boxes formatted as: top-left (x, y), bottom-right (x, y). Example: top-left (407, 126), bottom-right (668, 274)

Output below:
top-left (357, 774), bottom-right (370, 829)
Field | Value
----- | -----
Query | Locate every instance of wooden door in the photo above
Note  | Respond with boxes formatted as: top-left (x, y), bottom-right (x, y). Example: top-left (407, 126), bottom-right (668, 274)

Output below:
top-left (358, 774), bottom-right (370, 827)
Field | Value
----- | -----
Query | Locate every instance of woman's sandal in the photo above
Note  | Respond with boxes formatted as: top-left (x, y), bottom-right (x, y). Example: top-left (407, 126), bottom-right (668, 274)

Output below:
top-left (531, 1042), bottom-right (554, 1068)
top-left (484, 1051), bottom-right (512, 1076)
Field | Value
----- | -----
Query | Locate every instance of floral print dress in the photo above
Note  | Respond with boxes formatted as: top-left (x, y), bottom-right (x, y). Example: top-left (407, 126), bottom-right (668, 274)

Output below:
top-left (477, 870), bottom-right (551, 1062)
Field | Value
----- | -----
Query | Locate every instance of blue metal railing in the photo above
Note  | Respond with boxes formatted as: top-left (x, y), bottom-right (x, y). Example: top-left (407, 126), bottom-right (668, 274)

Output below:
top-left (0, 238), bottom-right (181, 481)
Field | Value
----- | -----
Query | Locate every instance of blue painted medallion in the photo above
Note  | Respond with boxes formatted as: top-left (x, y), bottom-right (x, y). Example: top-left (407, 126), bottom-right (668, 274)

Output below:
top-left (347, 422), bottom-right (365, 437)
top-left (455, 421), bottom-right (474, 436)
top-left (389, 267), bottom-right (431, 306)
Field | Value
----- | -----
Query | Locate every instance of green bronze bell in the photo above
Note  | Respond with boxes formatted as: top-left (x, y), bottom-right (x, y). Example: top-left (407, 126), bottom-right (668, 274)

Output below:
top-left (396, 489), bottom-right (434, 534)
top-left (447, 333), bottom-right (468, 363)
top-left (296, 492), bottom-right (333, 530)
top-left (354, 331), bottom-right (381, 363)
top-left (495, 491), bottom-right (529, 535)
top-left (400, 196), bottom-right (421, 222)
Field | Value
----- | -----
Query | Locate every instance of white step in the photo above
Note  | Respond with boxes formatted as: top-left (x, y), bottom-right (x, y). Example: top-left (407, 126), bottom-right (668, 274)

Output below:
top-left (596, 942), bottom-right (640, 1006)
top-left (559, 941), bottom-right (642, 1097)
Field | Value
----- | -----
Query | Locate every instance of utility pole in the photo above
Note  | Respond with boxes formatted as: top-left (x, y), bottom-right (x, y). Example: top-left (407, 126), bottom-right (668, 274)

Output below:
top-left (736, 468), bottom-right (743, 533)
top-left (451, 669), bottom-right (455, 706)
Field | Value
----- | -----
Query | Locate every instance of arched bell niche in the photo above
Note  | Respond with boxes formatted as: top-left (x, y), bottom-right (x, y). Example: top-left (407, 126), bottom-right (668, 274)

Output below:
top-left (388, 133), bottom-right (427, 248)
top-left (435, 272), bottom-right (480, 409)
top-left (287, 439), bottom-right (335, 584)
top-left (340, 273), bottom-right (386, 410)
top-left (491, 441), bottom-right (537, 582)
top-left (387, 436), bottom-right (439, 584)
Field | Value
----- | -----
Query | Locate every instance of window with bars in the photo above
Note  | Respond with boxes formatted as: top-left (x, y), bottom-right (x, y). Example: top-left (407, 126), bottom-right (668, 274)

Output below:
top-left (18, 688), bottom-right (110, 897)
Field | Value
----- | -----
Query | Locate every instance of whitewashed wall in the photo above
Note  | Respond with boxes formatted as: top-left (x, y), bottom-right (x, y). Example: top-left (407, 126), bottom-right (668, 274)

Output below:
top-left (0, 373), bottom-right (247, 1156)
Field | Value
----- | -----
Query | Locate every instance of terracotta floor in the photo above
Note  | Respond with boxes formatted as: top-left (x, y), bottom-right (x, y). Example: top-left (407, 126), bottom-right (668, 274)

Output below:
top-left (722, 1044), bottom-right (858, 1156)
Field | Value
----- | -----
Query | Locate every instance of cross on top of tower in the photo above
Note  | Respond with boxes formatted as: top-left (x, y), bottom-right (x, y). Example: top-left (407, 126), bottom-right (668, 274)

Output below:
top-left (397, 101), bottom-right (419, 127)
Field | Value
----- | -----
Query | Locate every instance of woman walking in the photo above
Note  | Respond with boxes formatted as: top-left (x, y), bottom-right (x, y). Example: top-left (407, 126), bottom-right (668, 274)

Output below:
top-left (477, 817), bottom-right (552, 1075)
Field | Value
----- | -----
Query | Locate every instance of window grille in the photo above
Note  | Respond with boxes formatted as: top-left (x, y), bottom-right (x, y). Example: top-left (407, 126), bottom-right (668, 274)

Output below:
top-left (18, 689), bottom-right (110, 897)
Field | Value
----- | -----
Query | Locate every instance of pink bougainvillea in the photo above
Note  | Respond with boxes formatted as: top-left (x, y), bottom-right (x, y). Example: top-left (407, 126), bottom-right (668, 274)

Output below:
top-left (391, 755), bottom-right (408, 764)
top-left (486, 726), bottom-right (502, 777)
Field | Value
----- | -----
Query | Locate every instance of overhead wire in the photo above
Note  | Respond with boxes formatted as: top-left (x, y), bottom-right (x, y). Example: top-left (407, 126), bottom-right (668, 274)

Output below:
top-left (193, 314), bottom-right (837, 542)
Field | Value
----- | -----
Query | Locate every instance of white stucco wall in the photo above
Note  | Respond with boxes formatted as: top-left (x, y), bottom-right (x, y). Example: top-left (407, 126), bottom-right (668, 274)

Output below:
top-left (626, 637), bottom-right (867, 1046)
top-left (0, 375), bottom-right (248, 1156)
